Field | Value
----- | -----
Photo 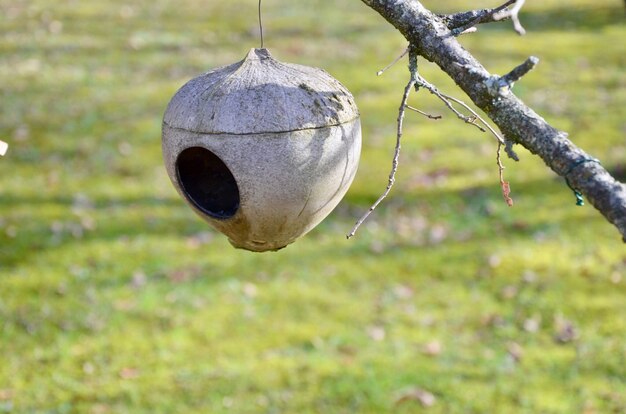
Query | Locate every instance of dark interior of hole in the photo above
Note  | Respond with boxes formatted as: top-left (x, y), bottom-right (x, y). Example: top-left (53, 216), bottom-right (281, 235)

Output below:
top-left (176, 147), bottom-right (240, 219)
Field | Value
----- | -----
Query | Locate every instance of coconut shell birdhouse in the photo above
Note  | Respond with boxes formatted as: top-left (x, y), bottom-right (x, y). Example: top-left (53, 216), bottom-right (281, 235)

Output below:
top-left (162, 48), bottom-right (361, 252)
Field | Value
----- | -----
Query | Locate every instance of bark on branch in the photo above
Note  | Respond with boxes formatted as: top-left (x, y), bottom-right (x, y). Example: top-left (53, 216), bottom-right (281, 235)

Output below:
top-left (360, 0), bottom-right (626, 241)
top-left (439, 0), bottom-right (515, 35)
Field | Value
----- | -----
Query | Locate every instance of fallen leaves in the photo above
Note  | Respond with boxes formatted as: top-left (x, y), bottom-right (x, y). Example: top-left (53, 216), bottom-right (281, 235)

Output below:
top-left (391, 284), bottom-right (414, 300)
top-left (82, 362), bottom-right (95, 375)
top-left (394, 387), bottom-right (437, 408)
top-left (421, 340), bottom-right (443, 357)
top-left (127, 270), bottom-right (146, 289)
top-left (523, 315), bottom-right (541, 333)
top-left (167, 266), bottom-right (202, 283)
top-left (506, 341), bottom-right (524, 363)
top-left (185, 231), bottom-right (214, 249)
top-left (500, 284), bottom-right (519, 300)
top-left (554, 316), bottom-right (579, 344)
top-left (242, 282), bottom-right (258, 299)
top-left (0, 389), bottom-right (13, 401)
top-left (366, 325), bottom-right (386, 342)
top-left (119, 367), bottom-right (140, 380)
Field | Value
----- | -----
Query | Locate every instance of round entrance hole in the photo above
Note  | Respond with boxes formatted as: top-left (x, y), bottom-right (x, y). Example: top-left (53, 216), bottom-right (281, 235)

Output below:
top-left (176, 147), bottom-right (240, 219)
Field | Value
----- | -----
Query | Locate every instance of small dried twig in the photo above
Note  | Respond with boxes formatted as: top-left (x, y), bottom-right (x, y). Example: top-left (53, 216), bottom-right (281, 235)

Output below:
top-left (446, 0), bottom-right (516, 35)
top-left (416, 76), bottom-right (508, 144)
top-left (346, 52), bottom-right (417, 239)
top-left (417, 74), bottom-right (514, 206)
top-left (435, 91), bottom-right (486, 132)
top-left (415, 76), bottom-right (512, 204)
top-left (0, 140), bottom-right (8, 156)
top-left (377, 47), bottom-right (409, 76)
top-left (420, 84), bottom-right (484, 131)
top-left (405, 105), bottom-right (442, 120)
top-left (494, 0), bottom-right (527, 35)
top-left (394, 387), bottom-right (437, 407)
top-left (348, 77), bottom-right (415, 238)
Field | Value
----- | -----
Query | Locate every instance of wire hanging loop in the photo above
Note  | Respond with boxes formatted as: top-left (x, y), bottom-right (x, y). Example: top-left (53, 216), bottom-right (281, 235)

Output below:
top-left (258, 0), bottom-right (264, 48)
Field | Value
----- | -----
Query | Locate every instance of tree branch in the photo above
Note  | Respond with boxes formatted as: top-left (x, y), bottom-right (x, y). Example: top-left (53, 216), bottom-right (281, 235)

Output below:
top-left (494, 0), bottom-right (527, 35)
top-left (359, 0), bottom-right (626, 241)
top-left (440, 0), bottom-right (516, 35)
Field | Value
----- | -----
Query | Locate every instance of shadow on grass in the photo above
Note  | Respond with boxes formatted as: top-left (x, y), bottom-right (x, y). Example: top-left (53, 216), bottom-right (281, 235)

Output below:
top-left (341, 172), bottom-right (622, 241)
top-left (2, 171), bottom-right (621, 272)
top-left (0, 194), bottom-right (180, 208)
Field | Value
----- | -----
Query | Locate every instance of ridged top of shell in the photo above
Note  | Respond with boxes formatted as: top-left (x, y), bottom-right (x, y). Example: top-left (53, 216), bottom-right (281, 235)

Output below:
top-left (163, 48), bottom-right (359, 134)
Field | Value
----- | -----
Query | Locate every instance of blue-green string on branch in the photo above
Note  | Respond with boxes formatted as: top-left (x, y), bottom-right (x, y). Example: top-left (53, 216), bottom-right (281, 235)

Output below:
top-left (564, 158), bottom-right (600, 206)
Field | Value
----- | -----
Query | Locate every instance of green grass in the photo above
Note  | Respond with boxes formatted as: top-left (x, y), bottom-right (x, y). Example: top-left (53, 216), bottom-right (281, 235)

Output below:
top-left (1, 0), bottom-right (625, 413)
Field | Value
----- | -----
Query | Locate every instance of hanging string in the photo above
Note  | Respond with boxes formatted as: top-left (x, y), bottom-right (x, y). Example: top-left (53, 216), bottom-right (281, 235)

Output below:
top-left (258, 0), bottom-right (264, 48)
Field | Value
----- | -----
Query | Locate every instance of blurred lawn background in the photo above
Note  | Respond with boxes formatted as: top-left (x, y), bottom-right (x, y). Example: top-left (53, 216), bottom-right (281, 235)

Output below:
top-left (1, 0), bottom-right (625, 412)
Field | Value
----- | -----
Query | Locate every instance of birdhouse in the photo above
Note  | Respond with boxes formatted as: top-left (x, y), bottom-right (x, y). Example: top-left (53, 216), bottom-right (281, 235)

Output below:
top-left (162, 48), bottom-right (361, 252)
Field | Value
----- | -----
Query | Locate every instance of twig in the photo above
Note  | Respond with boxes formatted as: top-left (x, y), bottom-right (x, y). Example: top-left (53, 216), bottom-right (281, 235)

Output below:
top-left (446, 0), bottom-right (516, 35)
top-left (442, 93), bottom-right (505, 144)
top-left (0, 140), bottom-right (8, 156)
top-left (416, 76), bottom-right (509, 141)
top-left (405, 105), bottom-right (442, 120)
top-left (347, 76), bottom-right (416, 239)
top-left (415, 74), bottom-right (513, 206)
top-left (501, 56), bottom-right (539, 87)
top-left (418, 80), bottom-right (485, 131)
top-left (423, 78), bottom-right (504, 142)
top-left (377, 47), bottom-right (409, 76)
top-left (486, 56), bottom-right (539, 96)
top-left (494, 0), bottom-right (527, 35)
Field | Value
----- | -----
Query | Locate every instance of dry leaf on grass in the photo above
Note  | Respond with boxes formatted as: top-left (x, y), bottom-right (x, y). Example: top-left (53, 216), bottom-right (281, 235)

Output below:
top-left (394, 387), bottom-right (436, 407)
top-left (366, 326), bottom-right (386, 342)
top-left (422, 340), bottom-right (442, 356)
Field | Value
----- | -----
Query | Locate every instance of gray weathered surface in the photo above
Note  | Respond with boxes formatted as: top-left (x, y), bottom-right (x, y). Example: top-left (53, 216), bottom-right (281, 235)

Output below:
top-left (163, 48), bottom-right (361, 251)
top-left (360, 0), bottom-right (626, 241)
top-left (163, 48), bottom-right (358, 135)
